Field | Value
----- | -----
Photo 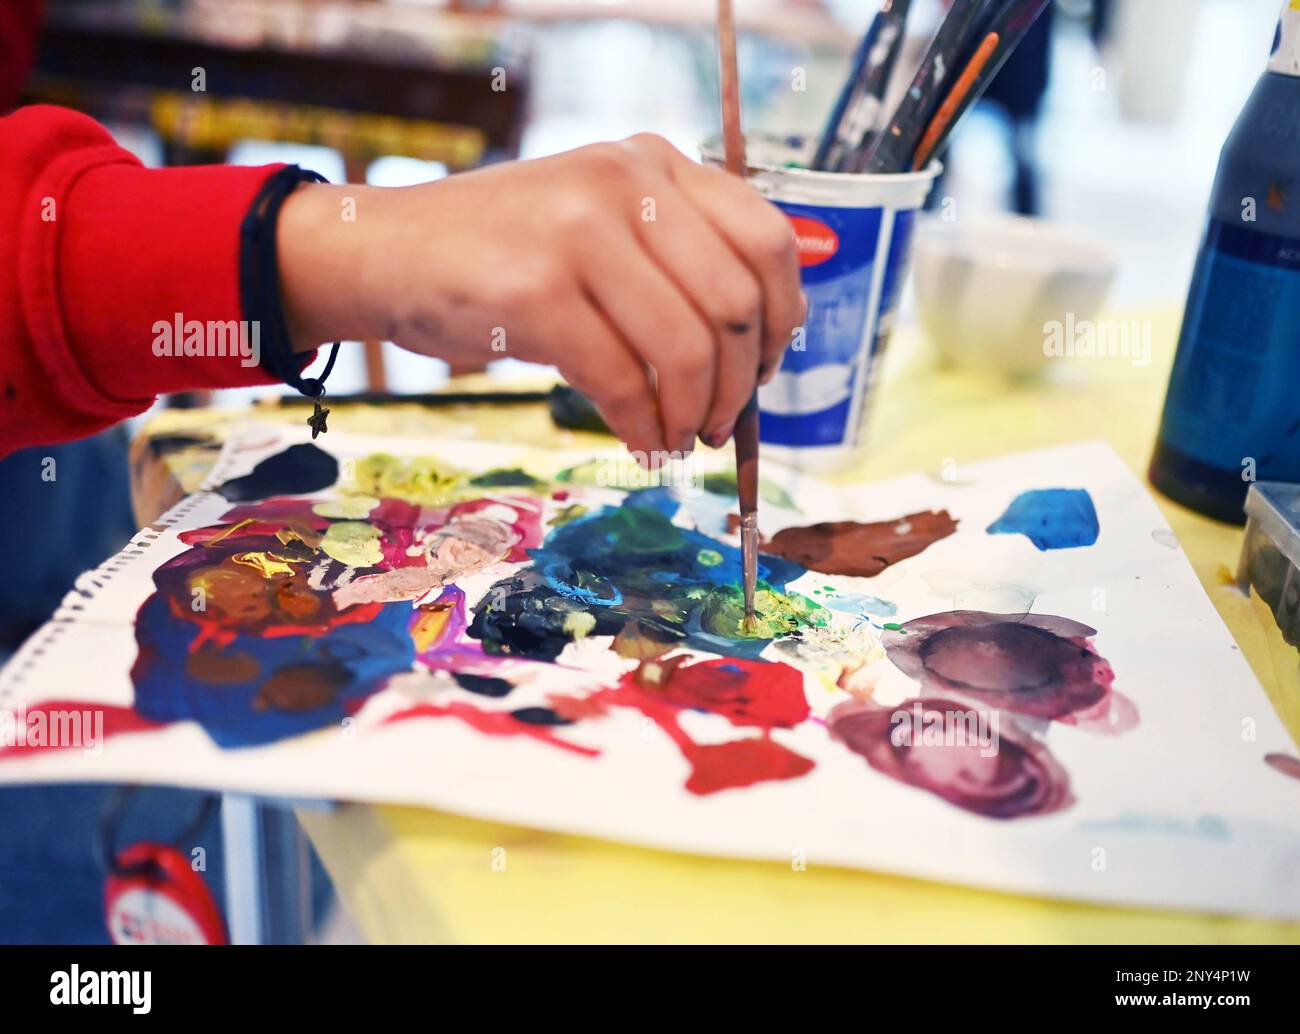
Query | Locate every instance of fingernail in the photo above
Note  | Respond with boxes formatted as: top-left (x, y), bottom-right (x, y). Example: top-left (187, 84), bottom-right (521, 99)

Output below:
top-left (705, 422), bottom-right (735, 449)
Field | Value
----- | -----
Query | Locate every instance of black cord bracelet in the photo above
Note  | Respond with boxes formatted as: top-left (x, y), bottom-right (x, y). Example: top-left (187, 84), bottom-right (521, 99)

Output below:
top-left (239, 165), bottom-right (341, 437)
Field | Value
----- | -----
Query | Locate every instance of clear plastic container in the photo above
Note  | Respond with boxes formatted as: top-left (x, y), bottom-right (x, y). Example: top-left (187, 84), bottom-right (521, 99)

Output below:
top-left (1237, 481), bottom-right (1300, 646)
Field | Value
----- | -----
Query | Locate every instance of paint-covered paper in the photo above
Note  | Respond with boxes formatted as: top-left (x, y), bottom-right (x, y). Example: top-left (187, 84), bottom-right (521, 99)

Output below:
top-left (2, 429), bottom-right (1298, 918)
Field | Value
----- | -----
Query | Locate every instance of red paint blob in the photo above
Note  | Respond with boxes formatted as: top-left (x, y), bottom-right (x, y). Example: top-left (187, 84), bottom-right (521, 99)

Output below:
top-left (0, 702), bottom-right (163, 759)
top-left (597, 656), bottom-right (816, 795)
top-left (383, 699), bottom-right (599, 757)
top-left (682, 737), bottom-right (815, 795)
top-left (636, 656), bottom-right (810, 730)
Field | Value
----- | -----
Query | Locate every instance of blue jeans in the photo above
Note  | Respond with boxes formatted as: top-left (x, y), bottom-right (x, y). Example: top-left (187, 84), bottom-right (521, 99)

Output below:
top-left (0, 784), bottom-right (228, 944)
top-left (0, 432), bottom-right (330, 943)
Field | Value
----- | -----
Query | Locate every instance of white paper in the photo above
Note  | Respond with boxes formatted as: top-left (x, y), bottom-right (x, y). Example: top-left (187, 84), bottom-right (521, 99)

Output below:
top-left (2, 428), bottom-right (1298, 919)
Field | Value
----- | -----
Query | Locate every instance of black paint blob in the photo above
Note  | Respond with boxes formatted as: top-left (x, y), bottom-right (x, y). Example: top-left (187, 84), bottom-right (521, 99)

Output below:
top-left (510, 707), bottom-right (574, 726)
top-left (216, 443), bottom-right (339, 502)
top-left (453, 672), bottom-right (515, 698)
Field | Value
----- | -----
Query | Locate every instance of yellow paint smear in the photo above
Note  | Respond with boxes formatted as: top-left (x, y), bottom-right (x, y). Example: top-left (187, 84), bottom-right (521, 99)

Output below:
top-left (410, 603), bottom-right (454, 653)
top-left (320, 522), bottom-right (384, 568)
top-left (206, 517), bottom-right (254, 545)
top-left (314, 495), bottom-right (381, 519)
top-left (231, 551), bottom-right (299, 578)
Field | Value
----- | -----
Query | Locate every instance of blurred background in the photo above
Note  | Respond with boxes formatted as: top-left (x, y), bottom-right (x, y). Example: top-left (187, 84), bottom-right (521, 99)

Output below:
top-left (17, 0), bottom-right (1286, 400)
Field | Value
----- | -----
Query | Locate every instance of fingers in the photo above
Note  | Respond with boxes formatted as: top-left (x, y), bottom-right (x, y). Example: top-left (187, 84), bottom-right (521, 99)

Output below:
top-left (550, 301), bottom-right (666, 460)
top-left (575, 219), bottom-right (717, 454)
top-left (483, 134), bottom-right (805, 462)
top-left (624, 170), bottom-right (764, 448)
top-left (663, 151), bottom-right (806, 379)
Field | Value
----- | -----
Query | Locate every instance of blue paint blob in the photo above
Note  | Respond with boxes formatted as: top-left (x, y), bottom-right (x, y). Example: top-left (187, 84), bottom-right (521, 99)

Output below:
top-left (622, 485), bottom-right (680, 519)
top-left (987, 489), bottom-right (1100, 551)
top-left (132, 594), bottom-right (413, 748)
top-left (472, 492), bottom-right (809, 661)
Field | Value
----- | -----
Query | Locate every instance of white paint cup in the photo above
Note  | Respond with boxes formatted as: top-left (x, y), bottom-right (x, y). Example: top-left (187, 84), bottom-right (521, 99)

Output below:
top-left (704, 134), bottom-right (939, 472)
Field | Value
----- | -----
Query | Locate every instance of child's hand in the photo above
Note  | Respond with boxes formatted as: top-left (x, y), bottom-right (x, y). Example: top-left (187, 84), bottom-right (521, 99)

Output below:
top-left (277, 134), bottom-right (805, 457)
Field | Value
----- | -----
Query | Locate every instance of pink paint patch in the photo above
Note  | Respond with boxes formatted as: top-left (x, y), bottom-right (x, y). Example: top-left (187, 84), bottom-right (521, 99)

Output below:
top-left (369, 497), bottom-right (421, 531)
top-left (829, 697), bottom-right (1074, 819)
top-left (1265, 753), bottom-right (1300, 783)
top-left (1057, 658), bottom-right (1139, 735)
top-left (881, 611), bottom-right (1131, 728)
top-left (448, 496), bottom-right (543, 562)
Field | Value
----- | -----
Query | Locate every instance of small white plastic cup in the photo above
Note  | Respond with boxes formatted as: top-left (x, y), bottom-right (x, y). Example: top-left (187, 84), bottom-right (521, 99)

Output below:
top-left (703, 134), bottom-right (939, 473)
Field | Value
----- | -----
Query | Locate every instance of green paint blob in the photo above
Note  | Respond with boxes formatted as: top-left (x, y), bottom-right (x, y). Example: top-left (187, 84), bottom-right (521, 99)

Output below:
top-left (700, 470), bottom-right (799, 511)
top-left (470, 496), bottom-right (817, 663)
top-left (470, 467), bottom-right (548, 490)
top-left (700, 584), bottom-right (830, 640)
top-left (599, 505), bottom-right (684, 554)
top-left (353, 453), bottom-right (463, 505)
top-left (700, 471), bottom-right (738, 496)
top-left (556, 459), bottom-right (668, 492)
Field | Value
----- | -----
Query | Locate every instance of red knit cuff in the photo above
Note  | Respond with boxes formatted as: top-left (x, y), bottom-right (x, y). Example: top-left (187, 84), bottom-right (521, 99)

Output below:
top-left (23, 157), bottom-right (314, 418)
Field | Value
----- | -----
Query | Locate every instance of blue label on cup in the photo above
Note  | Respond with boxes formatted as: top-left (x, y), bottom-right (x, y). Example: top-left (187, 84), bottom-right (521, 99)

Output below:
top-left (759, 202), bottom-right (892, 448)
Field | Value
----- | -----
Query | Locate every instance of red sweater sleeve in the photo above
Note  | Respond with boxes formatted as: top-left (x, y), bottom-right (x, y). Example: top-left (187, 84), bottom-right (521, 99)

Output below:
top-left (1, 104), bottom-right (300, 457)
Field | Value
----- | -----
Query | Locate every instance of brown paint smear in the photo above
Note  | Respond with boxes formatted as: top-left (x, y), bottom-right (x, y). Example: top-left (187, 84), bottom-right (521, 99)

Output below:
top-left (253, 662), bottom-right (349, 712)
top-left (185, 645), bottom-right (261, 686)
top-left (762, 510), bottom-right (959, 577)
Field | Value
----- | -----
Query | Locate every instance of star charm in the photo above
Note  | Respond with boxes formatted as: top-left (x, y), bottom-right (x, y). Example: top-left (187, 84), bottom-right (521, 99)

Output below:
top-left (308, 399), bottom-right (330, 438)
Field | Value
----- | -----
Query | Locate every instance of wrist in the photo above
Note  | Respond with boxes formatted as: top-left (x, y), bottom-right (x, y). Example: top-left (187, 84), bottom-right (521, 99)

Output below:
top-left (276, 181), bottom-right (383, 352)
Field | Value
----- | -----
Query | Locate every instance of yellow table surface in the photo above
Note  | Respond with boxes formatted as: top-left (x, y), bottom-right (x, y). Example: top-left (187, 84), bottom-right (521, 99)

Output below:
top-left (142, 309), bottom-right (1300, 943)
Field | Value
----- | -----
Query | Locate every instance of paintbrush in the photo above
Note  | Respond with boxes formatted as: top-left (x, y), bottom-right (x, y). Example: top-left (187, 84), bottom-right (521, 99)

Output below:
top-left (274, 384), bottom-right (613, 433)
top-left (812, 0), bottom-right (912, 173)
top-left (854, 0), bottom-right (988, 174)
top-left (910, 0), bottom-right (1053, 170)
top-left (911, 29), bottom-right (1000, 170)
top-left (714, 0), bottom-right (760, 629)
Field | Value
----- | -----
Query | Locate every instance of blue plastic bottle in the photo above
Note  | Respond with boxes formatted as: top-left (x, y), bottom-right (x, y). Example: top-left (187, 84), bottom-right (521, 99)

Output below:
top-left (1150, 2), bottom-right (1300, 523)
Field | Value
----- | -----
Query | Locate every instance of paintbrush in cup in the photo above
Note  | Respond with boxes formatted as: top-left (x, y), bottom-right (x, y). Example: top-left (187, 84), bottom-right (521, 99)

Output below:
top-left (910, 0), bottom-right (1053, 170)
top-left (714, 0), bottom-right (760, 629)
top-left (812, 0), bottom-right (912, 172)
top-left (910, 30), bottom-right (1000, 171)
top-left (854, 0), bottom-right (987, 173)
